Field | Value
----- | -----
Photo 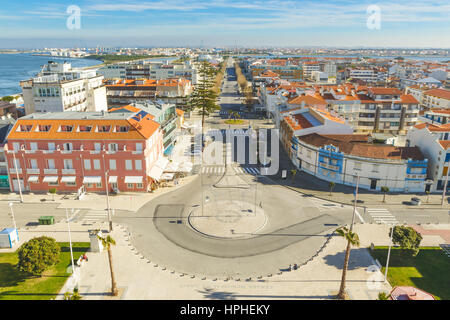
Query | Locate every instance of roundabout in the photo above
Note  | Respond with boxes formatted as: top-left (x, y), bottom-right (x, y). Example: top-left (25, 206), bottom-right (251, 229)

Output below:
top-left (188, 199), bottom-right (267, 239)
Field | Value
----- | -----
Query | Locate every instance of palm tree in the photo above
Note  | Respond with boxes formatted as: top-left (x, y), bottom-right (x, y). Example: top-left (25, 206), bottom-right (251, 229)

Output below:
top-left (290, 169), bottom-right (297, 183)
top-left (98, 234), bottom-right (118, 296)
top-left (328, 181), bottom-right (335, 196)
top-left (336, 226), bottom-right (360, 300)
top-left (381, 186), bottom-right (389, 203)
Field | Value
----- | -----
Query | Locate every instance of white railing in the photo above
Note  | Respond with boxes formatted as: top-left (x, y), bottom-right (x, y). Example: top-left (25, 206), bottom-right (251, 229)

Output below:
top-left (9, 168), bottom-right (22, 174)
top-left (62, 168), bottom-right (76, 175)
top-left (27, 168), bottom-right (40, 174)
top-left (44, 168), bottom-right (58, 174)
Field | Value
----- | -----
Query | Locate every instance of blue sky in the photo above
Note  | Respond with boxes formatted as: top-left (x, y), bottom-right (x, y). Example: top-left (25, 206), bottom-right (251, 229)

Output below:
top-left (0, 0), bottom-right (449, 48)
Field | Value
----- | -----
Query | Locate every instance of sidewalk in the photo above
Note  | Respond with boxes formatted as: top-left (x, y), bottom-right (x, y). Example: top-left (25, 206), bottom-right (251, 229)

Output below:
top-left (57, 222), bottom-right (392, 300)
top-left (270, 156), bottom-right (449, 209)
top-left (0, 174), bottom-right (197, 212)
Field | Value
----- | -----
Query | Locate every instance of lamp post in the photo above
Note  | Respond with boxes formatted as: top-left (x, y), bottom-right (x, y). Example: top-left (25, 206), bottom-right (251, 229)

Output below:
top-left (350, 173), bottom-right (360, 232)
top-left (104, 170), bottom-right (113, 232)
top-left (441, 163), bottom-right (449, 206)
top-left (8, 202), bottom-right (17, 231)
top-left (12, 151), bottom-right (23, 203)
top-left (65, 208), bottom-right (77, 287)
top-left (384, 222), bottom-right (396, 283)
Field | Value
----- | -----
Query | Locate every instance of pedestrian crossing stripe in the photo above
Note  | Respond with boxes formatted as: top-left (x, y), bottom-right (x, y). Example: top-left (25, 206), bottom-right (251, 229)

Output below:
top-left (367, 208), bottom-right (398, 224)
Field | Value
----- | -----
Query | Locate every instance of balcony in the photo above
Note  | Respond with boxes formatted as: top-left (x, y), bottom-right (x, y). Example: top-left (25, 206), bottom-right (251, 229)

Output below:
top-left (27, 168), bottom-right (40, 174)
top-left (9, 168), bottom-right (22, 174)
top-left (406, 174), bottom-right (426, 180)
top-left (62, 168), bottom-right (76, 175)
top-left (319, 162), bottom-right (340, 171)
top-left (44, 168), bottom-right (58, 174)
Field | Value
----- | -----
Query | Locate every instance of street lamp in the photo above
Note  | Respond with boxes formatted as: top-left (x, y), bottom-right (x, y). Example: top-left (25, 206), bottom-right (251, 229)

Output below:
top-left (104, 170), bottom-right (113, 232)
top-left (384, 222), bottom-right (396, 283)
top-left (350, 173), bottom-right (360, 232)
top-left (8, 202), bottom-right (17, 231)
top-left (12, 151), bottom-right (23, 203)
top-left (441, 163), bottom-right (450, 206)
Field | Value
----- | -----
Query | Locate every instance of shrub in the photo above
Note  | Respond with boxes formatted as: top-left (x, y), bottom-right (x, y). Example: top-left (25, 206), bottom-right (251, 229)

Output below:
top-left (391, 226), bottom-right (423, 257)
top-left (17, 236), bottom-right (61, 276)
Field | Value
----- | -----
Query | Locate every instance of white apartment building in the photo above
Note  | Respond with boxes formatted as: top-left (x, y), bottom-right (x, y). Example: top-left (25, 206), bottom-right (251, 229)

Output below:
top-left (422, 89), bottom-right (450, 109)
top-left (20, 62), bottom-right (107, 115)
top-left (296, 133), bottom-right (428, 192)
top-left (407, 122), bottom-right (450, 192)
top-left (349, 69), bottom-right (378, 83)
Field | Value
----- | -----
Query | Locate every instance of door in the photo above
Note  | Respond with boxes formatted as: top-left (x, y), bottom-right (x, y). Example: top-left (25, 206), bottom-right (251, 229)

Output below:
top-left (370, 179), bottom-right (377, 190)
top-left (12, 178), bottom-right (24, 192)
top-left (425, 183), bottom-right (431, 192)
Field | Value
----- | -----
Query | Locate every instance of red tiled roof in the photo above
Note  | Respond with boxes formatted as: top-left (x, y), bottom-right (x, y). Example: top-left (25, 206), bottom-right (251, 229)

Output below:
top-left (298, 133), bottom-right (424, 160)
top-left (423, 88), bottom-right (450, 100)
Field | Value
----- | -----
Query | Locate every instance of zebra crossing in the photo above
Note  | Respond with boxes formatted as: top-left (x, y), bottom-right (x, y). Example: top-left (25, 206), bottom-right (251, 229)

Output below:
top-left (439, 244), bottom-right (450, 257)
top-left (200, 166), bottom-right (261, 175)
top-left (233, 166), bottom-right (260, 175)
top-left (367, 208), bottom-right (398, 225)
top-left (201, 166), bottom-right (226, 174)
top-left (81, 209), bottom-right (114, 224)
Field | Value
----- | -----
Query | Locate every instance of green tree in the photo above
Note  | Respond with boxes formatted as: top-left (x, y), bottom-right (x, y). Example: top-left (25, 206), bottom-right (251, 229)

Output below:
top-left (17, 236), bottom-right (60, 276)
top-left (328, 181), bottom-right (335, 196)
top-left (391, 225), bottom-right (422, 257)
top-left (64, 287), bottom-right (82, 300)
top-left (98, 234), bottom-right (119, 296)
top-left (335, 227), bottom-right (360, 300)
top-left (49, 188), bottom-right (57, 201)
top-left (381, 186), bottom-right (389, 203)
top-left (290, 169), bottom-right (297, 183)
top-left (1, 95), bottom-right (14, 102)
top-left (378, 292), bottom-right (390, 300)
top-left (188, 60), bottom-right (219, 146)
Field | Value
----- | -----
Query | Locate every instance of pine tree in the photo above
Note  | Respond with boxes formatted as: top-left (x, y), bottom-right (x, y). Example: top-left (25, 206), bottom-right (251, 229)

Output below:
top-left (188, 60), bottom-right (219, 146)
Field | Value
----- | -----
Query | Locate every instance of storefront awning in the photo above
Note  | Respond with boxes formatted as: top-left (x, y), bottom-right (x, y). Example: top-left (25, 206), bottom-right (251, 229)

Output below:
top-left (43, 176), bottom-right (58, 183)
top-left (108, 176), bottom-right (118, 184)
top-left (160, 173), bottom-right (174, 181)
top-left (60, 176), bottom-right (76, 183)
top-left (178, 161), bottom-right (193, 173)
top-left (165, 161), bottom-right (180, 172)
top-left (124, 176), bottom-right (143, 184)
top-left (154, 157), bottom-right (169, 170)
top-left (149, 166), bottom-right (163, 181)
top-left (83, 176), bottom-right (102, 184)
top-left (28, 176), bottom-right (39, 183)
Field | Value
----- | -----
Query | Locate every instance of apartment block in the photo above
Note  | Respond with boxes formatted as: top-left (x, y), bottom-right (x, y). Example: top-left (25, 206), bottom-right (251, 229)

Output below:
top-left (4, 111), bottom-right (164, 194)
top-left (20, 61), bottom-right (107, 115)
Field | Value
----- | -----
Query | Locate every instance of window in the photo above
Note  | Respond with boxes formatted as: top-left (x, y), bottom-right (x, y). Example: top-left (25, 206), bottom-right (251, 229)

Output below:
top-left (48, 180), bottom-right (58, 186)
top-left (125, 160), bottom-right (133, 170)
top-left (30, 142), bottom-right (38, 151)
top-left (135, 160), bottom-right (142, 171)
top-left (136, 183), bottom-right (143, 189)
top-left (372, 164), bottom-right (380, 172)
top-left (13, 142), bottom-right (20, 152)
top-left (60, 125), bottom-right (73, 132)
top-left (109, 159), bottom-right (117, 171)
top-left (38, 125), bottom-right (51, 132)
top-left (63, 143), bottom-right (73, 151)
top-left (98, 125), bottom-right (111, 132)
top-left (79, 125), bottom-right (92, 132)
top-left (63, 159), bottom-right (73, 169)
top-left (127, 183), bottom-right (134, 189)
top-left (354, 162), bottom-right (362, 170)
top-left (84, 159), bottom-right (91, 170)
top-left (116, 126), bottom-right (129, 132)
top-left (93, 159), bottom-right (101, 170)
top-left (48, 143), bottom-right (55, 151)
top-left (109, 143), bottom-right (118, 152)
top-left (94, 143), bottom-right (102, 151)
top-left (29, 159), bottom-right (38, 169)
top-left (11, 158), bottom-right (20, 169)
top-left (47, 159), bottom-right (55, 169)
top-left (136, 143), bottom-right (143, 152)
top-left (65, 181), bottom-right (76, 186)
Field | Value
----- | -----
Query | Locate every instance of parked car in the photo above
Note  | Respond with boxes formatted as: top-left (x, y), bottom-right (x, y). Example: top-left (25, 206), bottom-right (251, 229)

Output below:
top-left (410, 197), bottom-right (422, 205)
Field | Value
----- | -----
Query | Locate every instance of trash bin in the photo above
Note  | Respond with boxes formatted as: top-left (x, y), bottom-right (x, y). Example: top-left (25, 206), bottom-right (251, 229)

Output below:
top-left (38, 216), bottom-right (55, 225)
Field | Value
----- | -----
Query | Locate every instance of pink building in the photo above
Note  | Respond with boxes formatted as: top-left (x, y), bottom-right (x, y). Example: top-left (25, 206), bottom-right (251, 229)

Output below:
top-left (5, 110), bottom-right (163, 194)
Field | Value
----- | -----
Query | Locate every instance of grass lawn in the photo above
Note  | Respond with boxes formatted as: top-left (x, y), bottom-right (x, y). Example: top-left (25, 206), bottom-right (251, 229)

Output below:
top-left (371, 246), bottom-right (450, 300)
top-left (0, 242), bottom-right (90, 300)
